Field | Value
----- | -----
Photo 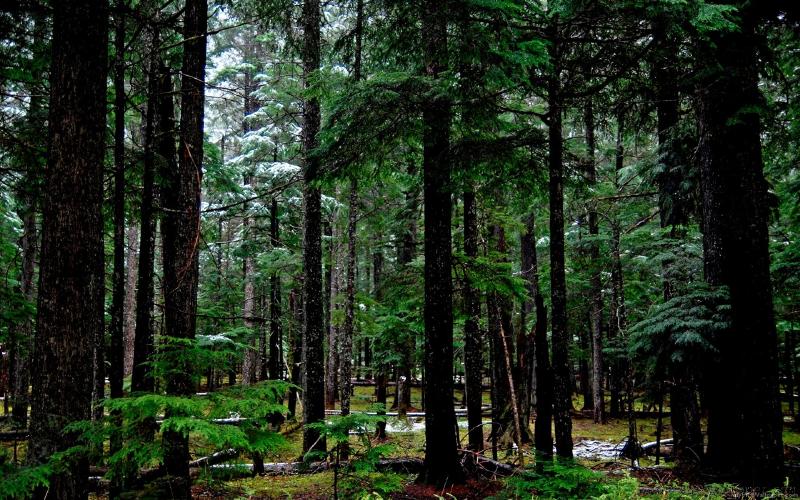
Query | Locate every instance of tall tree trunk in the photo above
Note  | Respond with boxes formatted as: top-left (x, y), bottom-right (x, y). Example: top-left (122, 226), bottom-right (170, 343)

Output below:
top-left (161, 1), bottom-right (206, 493)
top-left (525, 214), bottom-right (553, 457)
top-left (123, 224), bottom-right (139, 377)
top-left (301, 0), bottom-right (326, 455)
top-left (652, 16), bottom-right (702, 468)
top-left (288, 287), bottom-right (303, 418)
top-left (131, 34), bottom-right (162, 395)
top-left (697, 4), bottom-right (783, 484)
top-left (110, 0), bottom-right (127, 405)
top-left (327, 205), bottom-right (342, 409)
top-left (398, 161), bottom-right (418, 414)
top-left (373, 249), bottom-right (387, 439)
top-left (463, 191), bottom-right (483, 452)
top-left (584, 100), bottom-right (604, 424)
top-left (547, 24), bottom-right (573, 458)
top-left (27, 3), bottom-right (108, 498)
top-left (269, 197), bottom-right (283, 379)
top-left (109, 7), bottom-right (127, 493)
top-left (341, 177), bottom-right (358, 417)
top-left (610, 112), bottom-right (637, 457)
top-left (241, 65), bottom-right (258, 386)
top-left (339, 0), bottom-right (362, 420)
top-left (420, 0), bottom-right (461, 485)
top-left (11, 195), bottom-right (36, 429)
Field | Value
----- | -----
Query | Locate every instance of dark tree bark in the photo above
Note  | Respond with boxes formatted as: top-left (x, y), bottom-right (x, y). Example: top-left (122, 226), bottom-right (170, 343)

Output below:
top-left (584, 100), bottom-right (604, 424)
top-left (651, 16), bottom-right (703, 468)
top-left (27, 2), bottom-right (108, 498)
top-left (269, 197), bottom-right (283, 380)
top-left (547, 25), bottom-right (573, 458)
top-left (463, 191), bottom-right (483, 452)
top-left (161, 0), bottom-right (207, 494)
top-left (697, 3), bottom-right (783, 484)
top-left (525, 214), bottom-right (553, 457)
top-left (109, 0), bottom-right (127, 405)
top-left (488, 224), bottom-right (523, 444)
top-left (131, 29), bottom-right (162, 395)
top-left (398, 163), bottom-right (418, 413)
top-left (109, 8), bottom-right (127, 495)
top-left (420, 0), bottom-right (461, 485)
top-left (340, 0), bottom-right (363, 419)
top-left (301, 0), bottom-right (326, 455)
top-left (608, 111), bottom-right (629, 422)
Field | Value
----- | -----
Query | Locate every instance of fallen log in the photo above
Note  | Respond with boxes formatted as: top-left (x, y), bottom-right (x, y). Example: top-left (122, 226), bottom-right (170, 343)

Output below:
top-left (190, 448), bottom-right (239, 468)
top-left (641, 438), bottom-right (673, 454)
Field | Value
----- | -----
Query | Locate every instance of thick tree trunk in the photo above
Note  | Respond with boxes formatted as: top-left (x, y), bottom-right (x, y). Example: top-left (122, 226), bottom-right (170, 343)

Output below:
top-left (420, 0), bottom-right (461, 485)
top-left (547, 29), bottom-right (573, 458)
top-left (27, 3), bottom-right (108, 498)
top-left (463, 191), bottom-right (483, 452)
top-left (697, 5), bottom-right (783, 484)
top-left (301, 0), bottom-right (326, 455)
top-left (161, 1), bottom-right (206, 494)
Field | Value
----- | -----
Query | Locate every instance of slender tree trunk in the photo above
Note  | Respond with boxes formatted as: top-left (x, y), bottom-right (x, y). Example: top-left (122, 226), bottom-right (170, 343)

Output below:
top-left (241, 65), bottom-right (258, 386)
top-left (301, 0), bottom-right (326, 455)
top-left (341, 177), bottom-right (358, 418)
top-left (161, 1), bottom-right (206, 493)
top-left (110, 0), bottom-right (127, 405)
top-left (527, 214), bottom-right (554, 457)
top-left (420, 0), bottom-right (461, 485)
top-left (652, 17), bottom-right (703, 468)
top-left (327, 205), bottom-right (342, 409)
top-left (463, 191), bottom-right (483, 452)
top-left (288, 287), bottom-right (303, 418)
top-left (123, 224), bottom-right (139, 377)
top-left (131, 34), bottom-right (161, 395)
top-left (11, 196), bottom-right (36, 430)
top-left (27, 3), bottom-right (107, 498)
top-left (269, 197), bottom-right (283, 379)
top-left (787, 332), bottom-right (795, 416)
top-left (373, 249), bottom-right (387, 440)
top-left (547, 25), bottom-right (573, 458)
top-left (584, 100), bottom-right (604, 424)
top-left (697, 4), bottom-right (783, 483)
top-left (109, 8), bottom-right (127, 494)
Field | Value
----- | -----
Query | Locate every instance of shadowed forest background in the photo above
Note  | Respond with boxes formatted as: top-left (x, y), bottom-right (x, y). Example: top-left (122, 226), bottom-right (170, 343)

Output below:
top-left (0, 0), bottom-right (800, 498)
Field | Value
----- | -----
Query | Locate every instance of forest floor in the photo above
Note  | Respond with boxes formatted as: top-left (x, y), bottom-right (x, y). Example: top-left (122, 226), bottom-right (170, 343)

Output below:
top-left (4, 386), bottom-right (800, 498)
